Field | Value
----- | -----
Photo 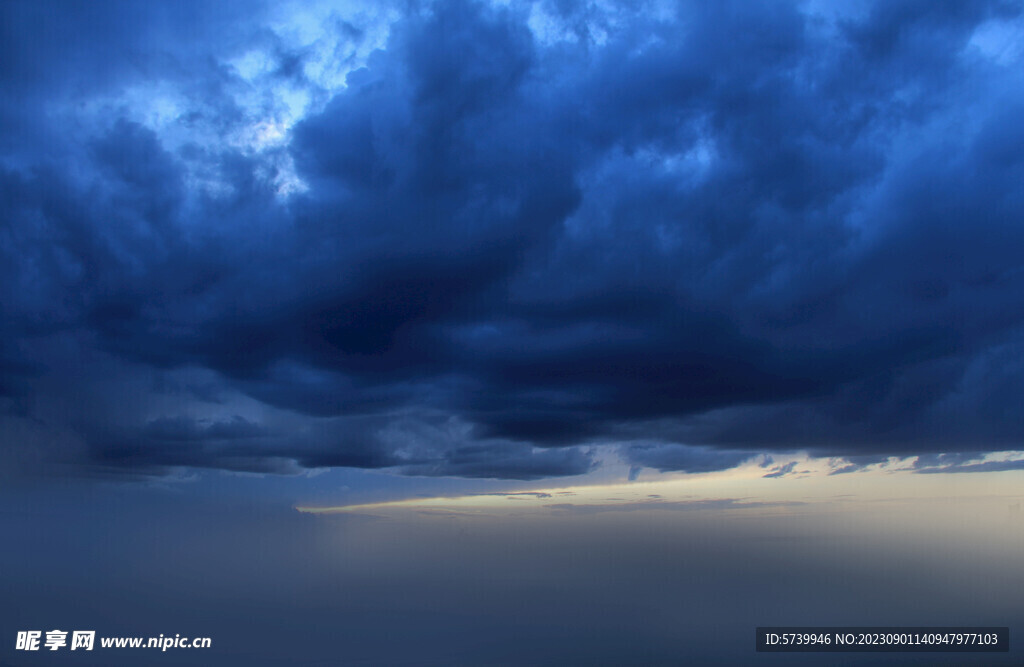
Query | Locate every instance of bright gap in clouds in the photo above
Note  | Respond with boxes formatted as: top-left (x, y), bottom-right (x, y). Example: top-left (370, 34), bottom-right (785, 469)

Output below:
top-left (70, 0), bottom-right (404, 200)
top-left (969, 13), bottom-right (1024, 65)
top-left (296, 450), bottom-right (1024, 515)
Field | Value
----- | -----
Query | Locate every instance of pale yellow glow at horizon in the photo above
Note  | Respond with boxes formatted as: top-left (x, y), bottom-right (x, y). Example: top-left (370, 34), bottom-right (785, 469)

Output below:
top-left (295, 453), bottom-right (1024, 516)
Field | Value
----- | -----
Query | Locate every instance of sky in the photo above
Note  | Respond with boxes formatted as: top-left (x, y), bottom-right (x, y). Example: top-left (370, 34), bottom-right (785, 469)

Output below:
top-left (2, 0), bottom-right (1024, 664)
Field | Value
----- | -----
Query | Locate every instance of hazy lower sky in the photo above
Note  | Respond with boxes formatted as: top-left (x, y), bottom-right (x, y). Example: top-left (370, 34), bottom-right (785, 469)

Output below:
top-left (2, 464), bottom-right (1023, 665)
top-left (2, 0), bottom-right (1024, 663)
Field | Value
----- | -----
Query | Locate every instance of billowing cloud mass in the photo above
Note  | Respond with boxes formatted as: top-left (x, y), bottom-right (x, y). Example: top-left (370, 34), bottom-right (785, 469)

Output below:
top-left (2, 0), bottom-right (1024, 480)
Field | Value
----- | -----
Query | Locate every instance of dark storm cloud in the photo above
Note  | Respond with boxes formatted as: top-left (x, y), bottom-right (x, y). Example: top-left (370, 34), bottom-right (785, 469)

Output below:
top-left (77, 408), bottom-right (597, 480)
top-left (400, 442), bottom-right (596, 480)
top-left (3, 0), bottom-right (1024, 480)
top-left (622, 443), bottom-right (756, 474)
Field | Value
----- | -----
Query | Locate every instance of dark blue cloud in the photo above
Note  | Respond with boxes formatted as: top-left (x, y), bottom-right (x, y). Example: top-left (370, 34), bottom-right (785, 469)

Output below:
top-left (2, 0), bottom-right (1024, 479)
top-left (912, 452), bottom-right (1024, 474)
top-left (622, 444), bottom-right (755, 474)
top-left (762, 461), bottom-right (800, 479)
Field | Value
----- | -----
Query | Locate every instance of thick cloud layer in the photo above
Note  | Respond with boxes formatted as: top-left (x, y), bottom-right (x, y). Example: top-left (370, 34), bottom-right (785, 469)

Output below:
top-left (2, 0), bottom-right (1024, 480)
